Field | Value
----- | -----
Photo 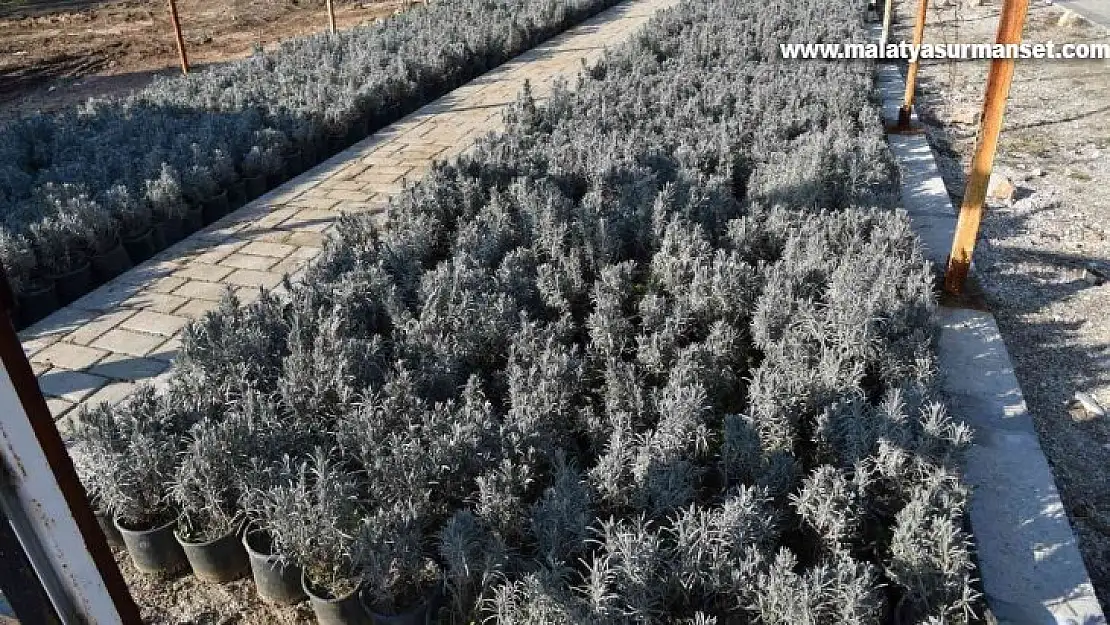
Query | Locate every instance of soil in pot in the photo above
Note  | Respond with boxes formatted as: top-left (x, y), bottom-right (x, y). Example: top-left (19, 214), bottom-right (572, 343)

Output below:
top-left (51, 262), bottom-right (93, 305)
top-left (16, 281), bottom-right (59, 326)
top-left (91, 241), bottom-right (133, 283)
top-left (302, 571), bottom-right (369, 625)
top-left (176, 526), bottom-right (249, 583)
top-left (115, 515), bottom-right (189, 576)
top-left (243, 530), bottom-right (306, 605)
top-left (122, 229), bottom-right (157, 264)
top-left (244, 175), bottom-right (267, 201)
top-left (201, 191), bottom-right (230, 225)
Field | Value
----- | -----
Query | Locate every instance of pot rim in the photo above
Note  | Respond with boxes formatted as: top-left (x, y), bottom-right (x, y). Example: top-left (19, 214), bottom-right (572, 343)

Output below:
top-left (16, 279), bottom-right (56, 297)
top-left (114, 512), bottom-right (180, 536)
top-left (90, 237), bottom-right (125, 257)
top-left (174, 524), bottom-right (239, 548)
top-left (121, 227), bottom-right (154, 242)
top-left (49, 260), bottom-right (92, 280)
top-left (301, 569), bottom-right (361, 604)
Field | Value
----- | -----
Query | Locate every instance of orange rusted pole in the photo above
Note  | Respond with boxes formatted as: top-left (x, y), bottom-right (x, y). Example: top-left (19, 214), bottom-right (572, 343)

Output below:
top-left (326, 0), bottom-right (337, 34)
top-left (166, 0), bottom-right (189, 74)
top-left (897, 0), bottom-right (929, 126)
top-left (944, 0), bottom-right (1029, 294)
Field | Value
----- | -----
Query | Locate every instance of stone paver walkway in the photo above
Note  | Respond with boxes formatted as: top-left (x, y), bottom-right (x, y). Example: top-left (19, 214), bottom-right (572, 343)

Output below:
top-left (19, 0), bottom-right (677, 425)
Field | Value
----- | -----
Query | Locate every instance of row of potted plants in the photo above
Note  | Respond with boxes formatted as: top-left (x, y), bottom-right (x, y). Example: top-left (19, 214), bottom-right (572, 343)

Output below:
top-left (0, 0), bottom-right (625, 328)
top-left (68, 0), bottom-right (980, 621)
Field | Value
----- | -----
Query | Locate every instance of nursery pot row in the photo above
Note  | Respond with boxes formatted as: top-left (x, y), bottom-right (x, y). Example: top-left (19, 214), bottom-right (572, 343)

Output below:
top-left (113, 516), bottom-right (248, 582)
top-left (303, 574), bottom-right (439, 625)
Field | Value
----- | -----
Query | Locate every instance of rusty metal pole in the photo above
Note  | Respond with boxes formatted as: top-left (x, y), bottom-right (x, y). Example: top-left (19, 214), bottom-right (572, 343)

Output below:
top-left (326, 0), bottom-right (337, 34)
top-left (166, 0), bottom-right (189, 75)
top-left (944, 0), bottom-right (1029, 294)
top-left (897, 0), bottom-right (929, 127)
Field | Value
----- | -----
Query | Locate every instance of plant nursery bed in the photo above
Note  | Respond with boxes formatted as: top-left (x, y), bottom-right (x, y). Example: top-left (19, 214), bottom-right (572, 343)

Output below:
top-left (0, 0), bottom-right (624, 330)
top-left (67, 0), bottom-right (985, 622)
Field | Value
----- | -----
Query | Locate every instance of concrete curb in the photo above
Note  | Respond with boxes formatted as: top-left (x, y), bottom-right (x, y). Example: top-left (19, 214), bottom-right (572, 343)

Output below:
top-left (873, 52), bottom-right (1107, 624)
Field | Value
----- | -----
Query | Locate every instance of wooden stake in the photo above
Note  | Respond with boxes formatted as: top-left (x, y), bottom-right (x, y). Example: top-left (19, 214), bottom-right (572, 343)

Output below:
top-left (944, 0), bottom-right (1029, 294)
top-left (897, 0), bottom-right (929, 127)
top-left (879, 0), bottom-right (894, 48)
top-left (326, 0), bottom-right (337, 34)
top-left (167, 0), bottom-right (189, 75)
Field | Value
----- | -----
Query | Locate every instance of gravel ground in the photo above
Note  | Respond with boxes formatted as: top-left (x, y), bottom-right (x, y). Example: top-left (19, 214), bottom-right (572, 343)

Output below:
top-left (893, 0), bottom-right (1110, 612)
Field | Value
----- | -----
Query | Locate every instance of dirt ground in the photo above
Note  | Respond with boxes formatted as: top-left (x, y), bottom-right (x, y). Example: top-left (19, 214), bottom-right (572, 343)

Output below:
top-left (892, 0), bottom-right (1110, 612)
top-left (116, 548), bottom-right (315, 624)
top-left (0, 0), bottom-right (405, 119)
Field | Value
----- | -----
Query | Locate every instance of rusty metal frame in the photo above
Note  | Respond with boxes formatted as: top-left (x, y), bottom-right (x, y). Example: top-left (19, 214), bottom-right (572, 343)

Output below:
top-left (0, 270), bottom-right (141, 625)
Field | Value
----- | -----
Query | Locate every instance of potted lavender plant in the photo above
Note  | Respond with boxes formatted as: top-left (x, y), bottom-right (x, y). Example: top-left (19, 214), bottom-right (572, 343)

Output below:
top-left (145, 165), bottom-right (190, 248)
top-left (261, 449), bottom-right (369, 624)
top-left (0, 229), bottom-right (57, 325)
top-left (69, 393), bottom-right (188, 576)
top-left (103, 185), bottom-right (157, 264)
top-left (170, 415), bottom-right (252, 583)
top-left (74, 199), bottom-right (131, 283)
top-left (182, 164), bottom-right (226, 227)
top-left (28, 216), bottom-right (92, 305)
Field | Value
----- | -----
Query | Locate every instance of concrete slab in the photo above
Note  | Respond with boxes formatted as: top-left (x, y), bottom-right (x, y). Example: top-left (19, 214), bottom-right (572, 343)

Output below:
top-left (875, 50), bottom-right (1107, 624)
top-left (938, 308), bottom-right (1105, 625)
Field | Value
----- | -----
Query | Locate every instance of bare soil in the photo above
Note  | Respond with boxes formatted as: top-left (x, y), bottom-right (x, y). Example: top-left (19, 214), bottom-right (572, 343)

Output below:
top-left (116, 550), bottom-right (314, 624)
top-left (0, 0), bottom-right (406, 119)
top-left (893, 0), bottom-right (1110, 612)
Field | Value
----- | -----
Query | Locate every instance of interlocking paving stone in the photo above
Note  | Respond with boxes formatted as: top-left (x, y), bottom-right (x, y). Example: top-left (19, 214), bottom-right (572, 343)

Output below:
top-left (88, 353), bottom-right (170, 382)
top-left (18, 0), bottom-right (676, 416)
top-left (173, 280), bottom-right (233, 301)
top-left (121, 310), bottom-right (191, 337)
top-left (47, 397), bottom-right (75, 420)
top-left (91, 328), bottom-right (167, 358)
top-left (32, 342), bottom-right (108, 370)
top-left (37, 369), bottom-right (108, 404)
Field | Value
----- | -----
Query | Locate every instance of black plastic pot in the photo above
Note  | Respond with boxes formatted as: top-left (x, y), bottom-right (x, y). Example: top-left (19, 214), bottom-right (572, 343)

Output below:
top-left (345, 118), bottom-right (369, 145)
top-left (96, 511), bottom-right (125, 549)
top-left (91, 242), bottom-right (133, 283)
top-left (327, 132), bottom-right (347, 155)
top-left (303, 572), bottom-right (368, 625)
top-left (229, 179), bottom-right (248, 209)
top-left (115, 516), bottom-right (189, 576)
top-left (284, 149), bottom-right (305, 176)
top-left (267, 165), bottom-right (289, 190)
top-left (244, 175), bottom-right (267, 201)
top-left (162, 217), bottom-right (186, 247)
top-left (176, 527), bottom-right (249, 583)
top-left (123, 229), bottom-right (157, 264)
top-left (51, 262), bottom-right (93, 305)
top-left (243, 530), bottom-right (306, 605)
top-left (360, 585), bottom-right (440, 625)
top-left (202, 190), bottom-right (230, 225)
top-left (16, 282), bottom-right (59, 326)
top-left (184, 205), bottom-right (205, 235)
top-left (303, 143), bottom-right (319, 169)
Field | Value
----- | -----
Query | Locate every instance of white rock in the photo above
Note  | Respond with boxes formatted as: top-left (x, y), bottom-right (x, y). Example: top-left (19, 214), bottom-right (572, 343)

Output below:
top-left (1072, 392), bottom-right (1107, 419)
top-left (987, 172), bottom-right (1015, 201)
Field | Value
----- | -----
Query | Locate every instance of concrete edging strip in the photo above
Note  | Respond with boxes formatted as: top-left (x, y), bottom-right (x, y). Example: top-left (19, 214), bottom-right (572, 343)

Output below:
top-left (873, 51), bottom-right (1107, 623)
